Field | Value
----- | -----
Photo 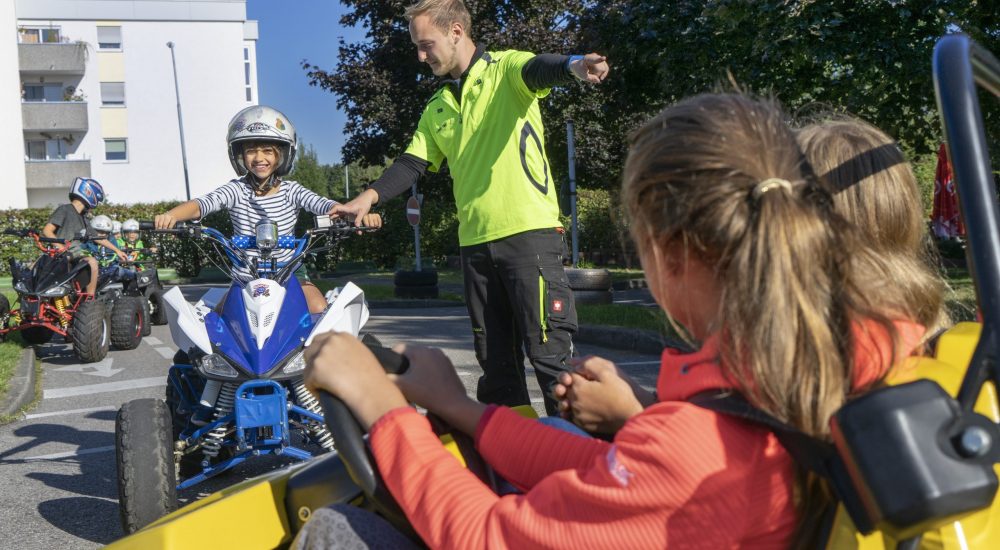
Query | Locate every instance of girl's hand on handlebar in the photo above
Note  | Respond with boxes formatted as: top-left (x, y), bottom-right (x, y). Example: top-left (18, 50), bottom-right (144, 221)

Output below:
top-left (154, 214), bottom-right (178, 230)
top-left (330, 188), bottom-right (379, 227)
top-left (304, 332), bottom-right (408, 429)
top-left (391, 343), bottom-right (485, 436)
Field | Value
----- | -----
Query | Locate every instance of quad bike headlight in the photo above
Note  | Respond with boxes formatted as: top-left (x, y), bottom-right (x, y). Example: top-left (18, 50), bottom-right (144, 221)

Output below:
top-left (282, 350), bottom-right (306, 375)
top-left (197, 354), bottom-right (239, 378)
top-left (40, 284), bottom-right (70, 297)
top-left (14, 280), bottom-right (28, 293)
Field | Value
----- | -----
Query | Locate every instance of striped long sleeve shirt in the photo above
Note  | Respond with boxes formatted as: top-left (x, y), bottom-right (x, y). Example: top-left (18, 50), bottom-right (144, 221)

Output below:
top-left (195, 177), bottom-right (335, 279)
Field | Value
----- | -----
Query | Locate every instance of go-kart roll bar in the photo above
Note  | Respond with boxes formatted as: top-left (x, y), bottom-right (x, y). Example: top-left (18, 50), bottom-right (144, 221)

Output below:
top-left (933, 34), bottom-right (1000, 411)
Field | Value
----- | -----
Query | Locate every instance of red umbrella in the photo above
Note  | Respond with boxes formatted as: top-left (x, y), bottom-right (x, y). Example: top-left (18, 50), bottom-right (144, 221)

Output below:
top-left (931, 143), bottom-right (965, 239)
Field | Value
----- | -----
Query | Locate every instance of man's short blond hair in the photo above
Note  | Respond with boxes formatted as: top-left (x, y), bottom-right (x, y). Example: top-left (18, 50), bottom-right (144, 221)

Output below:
top-left (405, 0), bottom-right (472, 37)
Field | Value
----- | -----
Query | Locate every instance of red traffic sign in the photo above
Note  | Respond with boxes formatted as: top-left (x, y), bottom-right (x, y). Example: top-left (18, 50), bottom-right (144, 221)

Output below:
top-left (405, 196), bottom-right (421, 226)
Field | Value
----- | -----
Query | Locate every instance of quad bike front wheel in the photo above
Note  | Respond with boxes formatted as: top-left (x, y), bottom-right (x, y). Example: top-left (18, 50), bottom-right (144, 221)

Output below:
top-left (116, 398), bottom-right (178, 534)
top-left (72, 300), bottom-right (109, 363)
top-left (146, 288), bottom-right (168, 326)
top-left (111, 297), bottom-right (144, 350)
top-left (140, 297), bottom-right (152, 337)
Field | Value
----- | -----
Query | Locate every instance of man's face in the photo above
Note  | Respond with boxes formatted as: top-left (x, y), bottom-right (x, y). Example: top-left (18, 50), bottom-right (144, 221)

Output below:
top-left (243, 142), bottom-right (280, 181)
top-left (125, 231), bottom-right (140, 243)
top-left (409, 14), bottom-right (458, 77)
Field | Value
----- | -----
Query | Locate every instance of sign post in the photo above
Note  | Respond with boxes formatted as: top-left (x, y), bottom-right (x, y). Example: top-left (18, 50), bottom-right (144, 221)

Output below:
top-left (566, 120), bottom-right (579, 267)
top-left (406, 186), bottom-right (422, 272)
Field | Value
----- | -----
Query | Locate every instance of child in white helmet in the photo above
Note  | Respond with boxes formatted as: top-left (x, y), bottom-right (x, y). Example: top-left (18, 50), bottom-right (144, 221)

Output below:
top-left (42, 177), bottom-right (126, 295)
top-left (154, 105), bottom-right (381, 313)
top-left (119, 218), bottom-right (157, 262)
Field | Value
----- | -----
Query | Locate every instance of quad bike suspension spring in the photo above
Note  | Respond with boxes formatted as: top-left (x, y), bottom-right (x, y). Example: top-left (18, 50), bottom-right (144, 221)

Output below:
top-left (53, 296), bottom-right (70, 328)
top-left (292, 380), bottom-right (335, 451)
top-left (203, 382), bottom-right (237, 458)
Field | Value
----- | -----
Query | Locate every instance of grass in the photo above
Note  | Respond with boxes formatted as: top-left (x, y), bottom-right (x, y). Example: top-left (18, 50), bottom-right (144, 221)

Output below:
top-left (944, 266), bottom-right (977, 322)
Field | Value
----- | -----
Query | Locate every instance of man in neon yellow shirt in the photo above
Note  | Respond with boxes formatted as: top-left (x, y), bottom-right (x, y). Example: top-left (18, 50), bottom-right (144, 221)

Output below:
top-left (334, 0), bottom-right (609, 415)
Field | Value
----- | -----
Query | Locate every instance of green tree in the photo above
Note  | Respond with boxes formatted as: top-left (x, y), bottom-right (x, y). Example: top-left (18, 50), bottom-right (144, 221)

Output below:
top-left (288, 145), bottom-right (330, 196)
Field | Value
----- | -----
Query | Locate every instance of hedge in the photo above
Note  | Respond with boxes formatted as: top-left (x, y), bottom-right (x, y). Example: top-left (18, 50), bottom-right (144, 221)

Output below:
top-left (0, 189), bottom-right (632, 276)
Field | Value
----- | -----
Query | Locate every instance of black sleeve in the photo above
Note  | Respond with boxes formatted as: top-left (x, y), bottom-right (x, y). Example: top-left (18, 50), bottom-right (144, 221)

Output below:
top-left (368, 153), bottom-right (429, 203)
top-left (521, 54), bottom-right (574, 91)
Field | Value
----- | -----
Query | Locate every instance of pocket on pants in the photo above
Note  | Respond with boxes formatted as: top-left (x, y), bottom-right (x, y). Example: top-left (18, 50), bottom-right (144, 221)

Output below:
top-left (538, 265), bottom-right (577, 339)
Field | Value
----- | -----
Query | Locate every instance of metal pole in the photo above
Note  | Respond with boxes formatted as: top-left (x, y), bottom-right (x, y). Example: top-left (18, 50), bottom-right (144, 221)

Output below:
top-left (167, 42), bottom-right (192, 201)
top-left (566, 120), bottom-right (579, 267)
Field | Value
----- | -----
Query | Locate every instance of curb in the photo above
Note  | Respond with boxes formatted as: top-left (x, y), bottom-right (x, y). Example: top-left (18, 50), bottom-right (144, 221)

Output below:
top-left (576, 324), bottom-right (690, 355)
top-left (0, 346), bottom-right (37, 419)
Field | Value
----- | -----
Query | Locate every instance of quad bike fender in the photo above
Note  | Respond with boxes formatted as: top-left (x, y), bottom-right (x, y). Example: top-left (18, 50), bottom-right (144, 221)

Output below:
top-left (827, 322), bottom-right (1000, 549)
top-left (163, 286), bottom-right (211, 355)
top-left (306, 282), bottom-right (369, 345)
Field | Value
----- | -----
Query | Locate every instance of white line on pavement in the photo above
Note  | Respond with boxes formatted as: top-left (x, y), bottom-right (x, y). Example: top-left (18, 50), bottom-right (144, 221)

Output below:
top-left (44, 377), bottom-right (166, 399)
top-left (615, 360), bottom-right (661, 366)
top-left (24, 406), bottom-right (117, 420)
top-left (155, 347), bottom-right (175, 359)
top-left (145, 336), bottom-right (163, 346)
top-left (22, 445), bottom-right (115, 461)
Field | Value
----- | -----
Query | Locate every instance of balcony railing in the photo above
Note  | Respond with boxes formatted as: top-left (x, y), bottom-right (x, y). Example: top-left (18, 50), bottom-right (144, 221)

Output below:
top-left (25, 159), bottom-right (92, 189)
top-left (21, 101), bottom-right (88, 132)
top-left (18, 42), bottom-right (87, 74)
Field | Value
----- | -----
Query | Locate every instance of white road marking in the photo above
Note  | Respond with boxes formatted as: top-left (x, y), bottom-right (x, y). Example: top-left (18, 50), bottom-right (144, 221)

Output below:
top-left (24, 406), bottom-right (117, 420)
top-left (155, 347), bottom-right (175, 359)
top-left (615, 360), bottom-right (661, 366)
top-left (44, 376), bottom-right (166, 399)
top-left (145, 336), bottom-right (163, 345)
top-left (22, 446), bottom-right (115, 461)
top-left (52, 358), bottom-right (122, 378)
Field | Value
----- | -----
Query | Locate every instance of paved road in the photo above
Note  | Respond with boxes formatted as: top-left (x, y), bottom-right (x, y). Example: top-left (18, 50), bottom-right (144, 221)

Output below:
top-left (0, 285), bottom-right (660, 549)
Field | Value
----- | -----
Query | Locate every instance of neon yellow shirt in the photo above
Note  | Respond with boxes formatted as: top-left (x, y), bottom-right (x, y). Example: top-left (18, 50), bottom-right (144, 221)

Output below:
top-left (404, 49), bottom-right (561, 246)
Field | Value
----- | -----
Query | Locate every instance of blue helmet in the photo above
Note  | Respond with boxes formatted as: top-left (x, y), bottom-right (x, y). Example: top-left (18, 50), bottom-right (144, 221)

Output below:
top-left (69, 177), bottom-right (105, 209)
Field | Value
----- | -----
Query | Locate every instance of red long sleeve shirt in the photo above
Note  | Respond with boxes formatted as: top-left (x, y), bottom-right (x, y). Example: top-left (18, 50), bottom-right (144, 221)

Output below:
top-left (369, 322), bottom-right (923, 549)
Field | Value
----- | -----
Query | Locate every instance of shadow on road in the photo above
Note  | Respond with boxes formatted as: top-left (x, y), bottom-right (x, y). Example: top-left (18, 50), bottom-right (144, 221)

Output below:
top-left (38, 496), bottom-right (123, 545)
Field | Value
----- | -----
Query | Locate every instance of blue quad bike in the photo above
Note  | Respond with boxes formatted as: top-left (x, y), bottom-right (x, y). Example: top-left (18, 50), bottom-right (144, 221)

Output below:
top-left (114, 216), bottom-right (380, 533)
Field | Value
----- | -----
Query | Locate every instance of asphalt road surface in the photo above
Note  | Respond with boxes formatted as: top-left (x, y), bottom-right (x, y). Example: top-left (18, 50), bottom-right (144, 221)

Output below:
top-left (0, 285), bottom-right (660, 548)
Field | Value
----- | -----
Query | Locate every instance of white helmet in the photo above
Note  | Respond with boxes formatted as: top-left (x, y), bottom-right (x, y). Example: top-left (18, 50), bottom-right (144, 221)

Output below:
top-left (122, 219), bottom-right (140, 232)
top-left (226, 105), bottom-right (297, 177)
top-left (91, 215), bottom-right (113, 233)
top-left (111, 220), bottom-right (122, 234)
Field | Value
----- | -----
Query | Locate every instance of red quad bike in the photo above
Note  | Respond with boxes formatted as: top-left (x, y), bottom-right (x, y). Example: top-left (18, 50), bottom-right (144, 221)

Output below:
top-left (0, 229), bottom-right (145, 362)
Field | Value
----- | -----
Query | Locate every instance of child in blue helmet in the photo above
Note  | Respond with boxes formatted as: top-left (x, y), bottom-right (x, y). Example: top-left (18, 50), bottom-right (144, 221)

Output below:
top-left (42, 177), bottom-right (126, 295)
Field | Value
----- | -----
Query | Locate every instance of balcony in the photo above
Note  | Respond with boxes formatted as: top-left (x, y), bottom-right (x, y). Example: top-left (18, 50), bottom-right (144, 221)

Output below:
top-left (22, 102), bottom-right (89, 132)
top-left (18, 43), bottom-right (87, 75)
top-left (25, 159), bottom-right (92, 189)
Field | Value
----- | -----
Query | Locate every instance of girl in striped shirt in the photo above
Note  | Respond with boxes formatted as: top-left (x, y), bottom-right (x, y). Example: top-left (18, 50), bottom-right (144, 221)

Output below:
top-left (155, 105), bottom-right (380, 313)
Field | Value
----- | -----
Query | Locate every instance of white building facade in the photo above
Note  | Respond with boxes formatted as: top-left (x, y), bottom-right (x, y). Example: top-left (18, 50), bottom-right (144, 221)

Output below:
top-left (3, 0), bottom-right (258, 208)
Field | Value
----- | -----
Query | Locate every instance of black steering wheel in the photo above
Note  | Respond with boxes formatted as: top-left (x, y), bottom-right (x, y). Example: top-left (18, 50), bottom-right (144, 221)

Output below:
top-left (316, 344), bottom-right (500, 533)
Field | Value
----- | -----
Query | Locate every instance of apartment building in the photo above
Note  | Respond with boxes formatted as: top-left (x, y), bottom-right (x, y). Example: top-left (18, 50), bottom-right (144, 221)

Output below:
top-left (3, 0), bottom-right (258, 208)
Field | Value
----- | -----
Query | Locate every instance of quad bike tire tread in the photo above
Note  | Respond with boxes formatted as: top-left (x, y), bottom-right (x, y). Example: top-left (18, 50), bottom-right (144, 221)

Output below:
top-left (71, 300), bottom-right (109, 363)
top-left (146, 288), bottom-right (168, 325)
top-left (139, 295), bottom-right (152, 336)
top-left (111, 297), bottom-right (144, 350)
top-left (116, 398), bottom-right (177, 534)
top-left (165, 383), bottom-right (202, 479)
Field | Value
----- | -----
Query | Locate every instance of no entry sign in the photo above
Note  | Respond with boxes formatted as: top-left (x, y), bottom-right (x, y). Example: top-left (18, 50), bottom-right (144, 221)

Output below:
top-left (406, 196), bottom-right (421, 226)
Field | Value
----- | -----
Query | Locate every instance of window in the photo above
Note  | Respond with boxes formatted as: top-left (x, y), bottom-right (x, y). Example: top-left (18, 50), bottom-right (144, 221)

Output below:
top-left (100, 82), bottom-right (125, 106)
top-left (25, 139), bottom-right (68, 160)
top-left (244, 47), bottom-right (252, 102)
top-left (97, 26), bottom-right (122, 50)
top-left (19, 27), bottom-right (61, 44)
top-left (105, 139), bottom-right (127, 161)
top-left (23, 83), bottom-right (63, 102)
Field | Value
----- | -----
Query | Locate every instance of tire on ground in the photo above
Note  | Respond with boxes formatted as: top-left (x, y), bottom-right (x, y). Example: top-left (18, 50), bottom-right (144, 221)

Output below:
top-left (111, 297), bottom-right (144, 350)
top-left (572, 289), bottom-right (614, 305)
top-left (165, 383), bottom-right (201, 479)
top-left (394, 270), bottom-right (438, 287)
top-left (146, 288), bottom-right (168, 325)
top-left (71, 300), bottom-right (109, 363)
top-left (22, 325), bottom-right (53, 345)
top-left (116, 398), bottom-right (177, 534)
top-left (564, 268), bottom-right (612, 291)
top-left (394, 285), bottom-right (439, 299)
top-left (139, 296), bottom-right (152, 336)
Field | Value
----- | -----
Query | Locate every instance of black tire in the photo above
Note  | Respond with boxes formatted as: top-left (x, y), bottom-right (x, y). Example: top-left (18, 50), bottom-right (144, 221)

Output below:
top-left (573, 289), bottom-right (614, 305)
top-left (147, 288), bottom-right (168, 325)
top-left (139, 296), bottom-right (152, 337)
top-left (71, 300), bottom-right (109, 363)
top-left (564, 268), bottom-right (612, 291)
top-left (111, 297), bottom-right (144, 351)
top-left (165, 383), bottom-right (201, 479)
top-left (394, 269), bottom-right (438, 287)
top-left (22, 325), bottom-right (53, 345)
top-left (116, 398), bottom-right (177, 534)
top-left (394, 285), bottom-right (439, 299)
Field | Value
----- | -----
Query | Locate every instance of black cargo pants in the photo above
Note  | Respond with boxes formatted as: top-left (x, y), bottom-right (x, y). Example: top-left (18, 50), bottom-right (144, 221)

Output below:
top-left (460, 228), bottom-right (577, 416)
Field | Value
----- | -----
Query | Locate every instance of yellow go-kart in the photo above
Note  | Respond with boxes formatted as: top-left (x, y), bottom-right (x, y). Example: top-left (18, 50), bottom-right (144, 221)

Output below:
top-left (108, 34), bottom-right (1000, 549)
